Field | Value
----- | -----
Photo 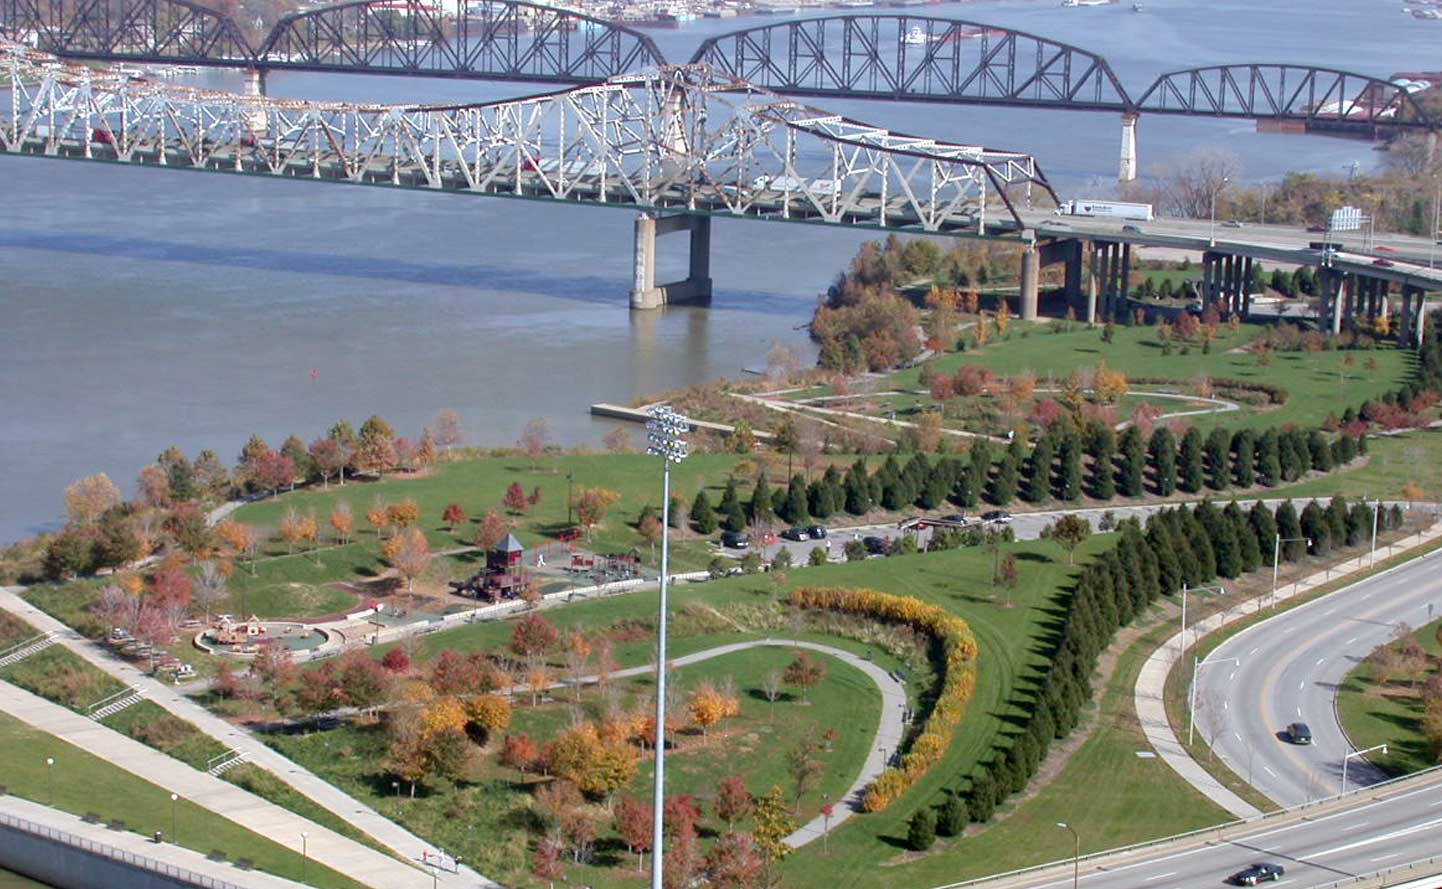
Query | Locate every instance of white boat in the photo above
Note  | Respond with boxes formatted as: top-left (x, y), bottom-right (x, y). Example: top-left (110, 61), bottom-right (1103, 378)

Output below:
top-left (903, 25), bottom-right (931, 44)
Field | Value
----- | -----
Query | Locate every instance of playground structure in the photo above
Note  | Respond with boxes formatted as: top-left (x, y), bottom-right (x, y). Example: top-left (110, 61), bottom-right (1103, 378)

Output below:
top-left (450, 533), bottom-right (532, 602)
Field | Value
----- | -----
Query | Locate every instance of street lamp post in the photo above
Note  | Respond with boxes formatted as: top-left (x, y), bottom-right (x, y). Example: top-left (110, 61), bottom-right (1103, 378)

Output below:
top-left (300, 832), bottom-right (308, 882)
top-left (1055, 822), bottom-right (1079, 889)
top-left (1179, 583), bottom-right (1225, 657)
top-left (1369, 499), bottom-right (1381, 566)
top-left (1430, 176), bottom-right (1440, 270)
top-left (1189, 656), bottom-right (1240, 745)
top-left (645, 405), bottom-right (689, 889)
top-left (566, 471), bottom-right (575, 529)
top-left (1208, 176), bottom-right (1230, 247)
top-left (45, 757), bottom-right (54, 806)
top-left (170, 793), bottom-right (179, 843)
top-left (1271, 535), bottom-right (1312, 608)
top-left (1341, 744), bottom-right (1387, 795)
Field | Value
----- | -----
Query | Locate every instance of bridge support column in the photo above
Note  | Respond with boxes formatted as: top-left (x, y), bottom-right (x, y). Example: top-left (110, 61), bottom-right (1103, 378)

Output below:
top-left (1085, 240), bottom-right (1099, 324)
top-left (1201, 252), bottom-right (1218, 312)
top-left (1118, 112), bottom-right (1139, 183)
top-left (629, 213), bottom-right (712, 310)
top-left (1019, 246), bottom-right (1040, 321)
top-left (242, 67), bottom-right (268, 135)
top-left (1239, 256), bottom-right (1254, 318)
top-left (1317, 267), bottom-right (1344, 334)
top-left (1427, 130), bottom-right (1439, 166)
top-left (1118, 242), bottom-right (1132, 322)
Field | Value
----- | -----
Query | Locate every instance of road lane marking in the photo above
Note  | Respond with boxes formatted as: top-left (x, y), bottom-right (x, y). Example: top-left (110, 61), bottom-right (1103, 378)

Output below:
top-left (1311, 816), bottom-right (1442, 857)
top-left (1345, 637), bottom-right (1358, 644)
top-left (1234, 731), bottom-right (1244, 743)
top-left (1144, 873), bottom-right (1176, 881)
top-left (1323, 608), bottom-right (1337, 616)
top-left (1263, 765), bottom-right (1278, 777)
top-left (1250, 646), bottom-right (1259, 655)
top-left (1315, 657), bottom-right (1326, 666)
top-left (1371, 854), bottom-right (1403, 862)
top-left (1296, 706), bottom-right (1303, 716)
top-left (1299, 680), bottom-right (1306, 689)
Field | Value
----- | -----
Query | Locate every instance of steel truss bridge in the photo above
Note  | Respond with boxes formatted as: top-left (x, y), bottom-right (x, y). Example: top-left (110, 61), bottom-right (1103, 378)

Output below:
top-left (0, 0), bottom-right (1434, 134)
top-left (0, 41), bottom-right (1053, 237)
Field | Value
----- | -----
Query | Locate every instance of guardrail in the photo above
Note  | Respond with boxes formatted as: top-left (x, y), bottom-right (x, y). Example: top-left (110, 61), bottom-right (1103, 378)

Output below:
top-left (0, 810), bottom-right (250, 889)
top-left (0, 633), bottom-right (45, 661)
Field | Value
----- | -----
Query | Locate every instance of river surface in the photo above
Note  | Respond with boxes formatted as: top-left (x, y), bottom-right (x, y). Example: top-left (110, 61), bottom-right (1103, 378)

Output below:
top-left (0, 0), bottom-right (1433, 542)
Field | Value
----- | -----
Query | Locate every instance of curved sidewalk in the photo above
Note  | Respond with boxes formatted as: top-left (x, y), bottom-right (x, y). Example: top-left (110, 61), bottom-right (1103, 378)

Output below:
top-left (0, 587), bottom-right (498, 889)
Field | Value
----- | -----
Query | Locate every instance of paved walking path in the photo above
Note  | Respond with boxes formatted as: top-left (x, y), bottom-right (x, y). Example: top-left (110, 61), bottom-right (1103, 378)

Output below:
top-left (0, 679), bottom-right (434, 888)
top-left (547, 638), bottom-right (907, 848)
top-left (0, 794), bottom-right (310, 889)
top-left (0, 588), bottom-right (498, 889)
top-left (1133, 520), bottom-right (1442, 819)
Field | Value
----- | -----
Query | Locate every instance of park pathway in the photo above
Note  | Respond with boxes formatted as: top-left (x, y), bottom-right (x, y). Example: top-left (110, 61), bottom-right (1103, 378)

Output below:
top-left (0, 587), bottom-right (499, 889)
top-left (0, 679), bottom-right (436, 888)
top-left (542, 638), bottom-right (908, 848)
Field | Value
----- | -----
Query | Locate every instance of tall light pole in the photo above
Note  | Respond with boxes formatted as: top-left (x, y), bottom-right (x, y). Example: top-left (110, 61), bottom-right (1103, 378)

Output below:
top-left (1368, 499), bottom-right (1381, 566)
top-left (300, 831), bottom-right (308, 882)
top-left (1208, 176), bottom-right (1230, 247)
top-left (1271, 535), bottom-right (1311, 608)
top-left (1178, 583), bottom-right (1225, 657)
top-left (1055, 822), bottom-right (1079, 889)
top-left (170, 793), bottom-right (179, 843)
top-left (1430, 175), bottom-right (1440, 270)
top-left (645, 405), bottom-right (689, 889)
top-left (1189, 655), bottom-right (1239, 745)
top-left (45, 757), bottom-right (54, 806)
top-left (1341, 744), bottom-right (1387, 795)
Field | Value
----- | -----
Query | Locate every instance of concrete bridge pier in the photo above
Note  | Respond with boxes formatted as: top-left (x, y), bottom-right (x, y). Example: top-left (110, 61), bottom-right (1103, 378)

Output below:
top-left (1019, 245), bottom-right (1040, 321)
top-left (1316, 266), bottom-right (1344, 334)
top-left (1427, 130), bottom-right (1438, 166)
top-left (242, 67), bottom-right (268, 135)
top-left (1118, 112), bottom-right (1139, 183)
top-left (1089, 240), bottom-right (1129, 322)
top-left (629, 212), bottom-right (712, 310)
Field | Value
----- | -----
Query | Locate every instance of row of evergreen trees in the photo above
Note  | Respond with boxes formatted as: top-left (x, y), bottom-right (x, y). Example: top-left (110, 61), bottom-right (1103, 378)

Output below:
top-left (684, 425), bottom-right (1367, 533)
top-left (947, 495), bottom-right (1406, 830)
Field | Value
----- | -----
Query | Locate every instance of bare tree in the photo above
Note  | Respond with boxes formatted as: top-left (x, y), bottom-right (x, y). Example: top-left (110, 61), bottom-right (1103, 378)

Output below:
top-left (432, 409), bottom-right (465, 453)
top-left (193, 561), bottom-right (228, 624)
top-left (1151, 147), bottom-right (1244, 219)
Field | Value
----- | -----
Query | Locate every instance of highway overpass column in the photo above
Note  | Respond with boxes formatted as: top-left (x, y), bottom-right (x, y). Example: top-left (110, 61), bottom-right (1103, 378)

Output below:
top-left (1019, 246), bottom-right (1040, 321)
top-left (1201, 252), bottom-right (1216, 311)
top-left (1118, 113), bottom-right (1139, 182)
top-left (1106, 242), bottom-right (1122, 320)
top-left (1085, 241), bottom-right (1098, 324)
top-left (1240, 256), bottom-right (1254, 317)
top-left (631, 214), bottom-right (661, 310)
top-left (1119, 242), bottom-right (1132, 321)
top-left (630, 213), bottom-right (713, 310)
top-left (1399, 287), bottom-right (1414, 345)
top-left (1317, 267), bottom-right (1344, 334)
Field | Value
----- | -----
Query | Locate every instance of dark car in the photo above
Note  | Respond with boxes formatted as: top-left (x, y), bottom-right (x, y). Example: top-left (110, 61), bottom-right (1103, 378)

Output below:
top-left (1230, 863), bottom-right (1284, 886)
top-left (862, 536), bottom-right (889, 555)
top-left (1307, 224), bottom-right (1327, 233)
top-left (780, 527), bottom-right (810, 542)
top-left (1122, 224), bottom-right (1143, 234)
top-left (805, 525), bottom-right (828, 539)
top-left (1372, 258), bottom-right (1395, 268)
top-left (940, 513), bottom-right (967, 525)
top-left (720, 531), bottom-right (750, 549)
top-left (981, 510), bottom-right (1012, 525)
top-left (1287, 722), bottom-right (1312, 745)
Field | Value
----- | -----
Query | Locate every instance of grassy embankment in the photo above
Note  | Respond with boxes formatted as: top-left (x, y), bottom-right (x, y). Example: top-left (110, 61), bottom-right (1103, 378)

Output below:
top-left (1337, 616), bottom-right (1442, 776)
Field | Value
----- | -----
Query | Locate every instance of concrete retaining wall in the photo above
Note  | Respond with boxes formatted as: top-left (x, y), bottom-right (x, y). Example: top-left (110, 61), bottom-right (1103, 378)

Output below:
top-left (0, 813), bottom-right (245, 889)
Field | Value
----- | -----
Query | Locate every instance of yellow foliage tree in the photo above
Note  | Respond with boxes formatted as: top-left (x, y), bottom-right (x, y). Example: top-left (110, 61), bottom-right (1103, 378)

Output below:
top-left (466, 694), bottom-right (512, 736)
top-left (549, 722), bottom-right (638, 800)
top-left (686, 682), bottom-right (741, 739)
top-left (1093, 361), bottom-right (1130, 404)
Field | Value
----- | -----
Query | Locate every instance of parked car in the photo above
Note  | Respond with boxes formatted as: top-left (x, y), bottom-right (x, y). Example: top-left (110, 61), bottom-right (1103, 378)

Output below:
top-left (780, 527), bottom-right (810, 542)
top-left (756, 530), bottom-right (778, 546)
top-left (1372, 258), bottom-right (1395, 268)
top-left (981, 510), bottom-right (1012, 525)
top-left (720, 530), bottom-right (750, 549)
top-left (1286, 722), bottom-right (1312, 745)
top-left (1121, 224), bottom-right (1143, 234)
top-left (940, 513), bottom-right (967, 525)
top-left (805, 525), bottom-right (828, 539)
top-left (1229, 863), bottom-right (1285, 886)
top-left (1307, 224), bottom-right (1328, 233)
top-left (862, 536), bottom-right (889, 555)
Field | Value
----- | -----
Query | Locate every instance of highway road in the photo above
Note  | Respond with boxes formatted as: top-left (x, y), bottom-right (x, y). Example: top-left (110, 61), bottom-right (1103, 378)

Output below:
top-left (1196, 548), bottom-right (1442, 808)
top-left (1002, 777), bottom-right (1442, 889)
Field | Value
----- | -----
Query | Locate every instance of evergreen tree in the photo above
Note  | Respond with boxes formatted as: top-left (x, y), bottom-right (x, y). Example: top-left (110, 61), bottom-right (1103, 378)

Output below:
top-left (749, 474), bottom-right (774, 524)
top-left (1325, 496), bottom-right (1350, 544)
top-left (1274, 501), bottom-right (1305, 561)
top-left (781, 474), bottom-right (809, 525)
top-left (1059, 435), bottom-right (1084, 502)
top-left (1256, 429), bottom-right (1281, 487)
top-left (1178, 428), bottom-right (1206, 494)
top-left (1090, 426), bottom-right (1117, 500)
top-left (1231, 430), bottom-right (1256, 488)
top-left (952, 462), bottom-right (979, 508)
top-left (1204, 427), bottom-right (1232, 491)
top-left (1250, 501), bottom-right (1279, 565)
top-left (720, 478), bottom-right (747, 533)
top-left (967, 771), bottom-right (997, 823)
top-left (1025, 437), bottom-right (1054, 504)
top-left (1211, 511), bottom-right (1243, 578)
top-left (1147, 520), bottom-right (1183, 595)
top-left (937, 795), bottom-right (967, 838)
top-left (1345, 502), bottom-right (1369, 548)
top-left (691, 490), bottom-right (718, 534)
top-left (1299, 500), bottom-right (1331, 556)
top-left (1149, 427), bottom-right (1177, 496)
top-left (989, 452), bottom-right (1020, 505)
top-left (918, 468), bottom-right (949, 510)
top-left (1225, 501), bottom-right (1261, 572)
top-left (906, 809), bottom-right (937, 852)
top-left (844, 461), bottom-right (872, 515)
top-left (1118, 427), bottom-right (1146, 498)
top-left (806, 480), bottom-right (829, 520)
top-left (1308, 430), bottom-right (1334, 472)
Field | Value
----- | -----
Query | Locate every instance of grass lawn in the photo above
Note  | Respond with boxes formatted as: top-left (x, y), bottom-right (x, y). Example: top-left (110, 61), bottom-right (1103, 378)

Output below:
top-left (336, 536), bottom-right (1105, 886)
top-left (0, 710), bottom-right (366, 889)
top-left (1337, 616), bottom-right (1442, 776)
top-left (269, 646), bottom-right (881, 887)
top-left (1272, 428), bottom-right (1442, 502)
top-left (866, 323), bottom-right (1413, 432)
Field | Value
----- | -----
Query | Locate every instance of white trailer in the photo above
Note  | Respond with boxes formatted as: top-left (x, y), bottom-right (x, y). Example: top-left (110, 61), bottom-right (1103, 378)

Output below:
top-left (1055, 199), bottom-right (1154, 222)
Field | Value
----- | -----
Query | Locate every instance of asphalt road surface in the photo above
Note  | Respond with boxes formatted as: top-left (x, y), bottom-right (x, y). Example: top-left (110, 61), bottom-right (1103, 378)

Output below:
top-left (1196, 548), bottom-right (1442, 808)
